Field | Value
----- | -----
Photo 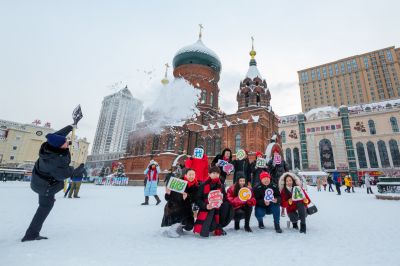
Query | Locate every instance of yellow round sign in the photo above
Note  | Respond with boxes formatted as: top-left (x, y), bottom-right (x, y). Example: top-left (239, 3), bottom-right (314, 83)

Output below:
top-left (238, 187), bottom-right (252, 202)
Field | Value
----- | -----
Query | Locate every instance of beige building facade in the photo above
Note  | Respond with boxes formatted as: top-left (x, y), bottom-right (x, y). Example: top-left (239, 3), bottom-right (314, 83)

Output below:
top-left (279, 99), bottom-right (400, 179)
top-left (298, 46), bottom-right (400, 112)
top-left (0, 119), bottom-right (89, 169)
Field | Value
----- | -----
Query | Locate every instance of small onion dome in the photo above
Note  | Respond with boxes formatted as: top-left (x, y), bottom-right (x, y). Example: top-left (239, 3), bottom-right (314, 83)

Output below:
top-left (161, 78), bottom-right (169, 85)
top-left (250, 49), bottom-right (256, 59)
top-left (161, 63), bottom-right (170, 85)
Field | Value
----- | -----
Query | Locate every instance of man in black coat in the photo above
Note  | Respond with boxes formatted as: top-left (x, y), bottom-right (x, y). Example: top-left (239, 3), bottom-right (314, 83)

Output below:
top-left (267, 153), bottom-right (289, 185)
top-left (21, 125), bottom-right (76, 242)
top-left (327, 174), bottom-right (334, 192)
top-left (253, 171), bottom-right (282, 233)
top-left (232, 152), bottom-right (252, 185)
top-left (250, 151), bottom-right (268, 187)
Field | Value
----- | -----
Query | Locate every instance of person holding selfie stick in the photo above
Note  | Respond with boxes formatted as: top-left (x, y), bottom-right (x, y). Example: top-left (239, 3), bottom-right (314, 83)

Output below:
top-left (21, 106), bottom-right (83, 242)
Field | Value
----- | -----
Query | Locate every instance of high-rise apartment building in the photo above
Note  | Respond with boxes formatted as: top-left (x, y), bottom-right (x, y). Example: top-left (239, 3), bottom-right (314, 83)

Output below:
top-left (91, 86), bottom-right (143, 155)
top-left (298, 46), bottom-right (400, 112)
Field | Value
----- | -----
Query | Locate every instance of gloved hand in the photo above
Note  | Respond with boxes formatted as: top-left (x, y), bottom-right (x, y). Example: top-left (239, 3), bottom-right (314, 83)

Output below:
top-left (72, 105), bottom-right (83, 126)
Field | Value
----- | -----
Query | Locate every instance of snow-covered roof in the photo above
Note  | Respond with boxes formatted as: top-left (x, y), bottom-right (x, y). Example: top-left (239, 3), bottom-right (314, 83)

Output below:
top-left (279, 114), bottom-right (298, 124)
top-left (348, 98), bottom-right (400, 112)
top-left (251, 115), bottom-right (260, 122)
top-left (305, 106), bottom-right (339, 121)
top-left (245, 65), bottom-right (262, 80)
top-left (174, 39), bottom-right (221, 62)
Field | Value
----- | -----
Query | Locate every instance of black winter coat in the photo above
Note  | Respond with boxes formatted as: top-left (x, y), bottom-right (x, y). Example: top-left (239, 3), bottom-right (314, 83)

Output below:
top-left (250, 161), bottom-right (269, 187)
top-left (31, 125), bottom-right (74, 196)
top-left (267, 159), bottom-right (289, 185)
top-left (253, 183), bottom-right (281, 207)
top-left (232, 158), bottom-right (252, 184)
top-left (72, 164), bottom-right (87, 178)
top-left (161, 183), bottom-right (199, 227)
top-left (211, 148), bottom-right (233, 184)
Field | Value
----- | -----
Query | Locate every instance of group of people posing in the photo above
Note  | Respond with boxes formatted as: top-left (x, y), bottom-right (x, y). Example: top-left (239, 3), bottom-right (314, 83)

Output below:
top-left (142, 146), bottom-right (313, 238)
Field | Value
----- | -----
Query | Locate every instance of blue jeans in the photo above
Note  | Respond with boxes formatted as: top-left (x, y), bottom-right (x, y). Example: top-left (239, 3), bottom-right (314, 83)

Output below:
top-left (255, 203), bottom-right (280, 223)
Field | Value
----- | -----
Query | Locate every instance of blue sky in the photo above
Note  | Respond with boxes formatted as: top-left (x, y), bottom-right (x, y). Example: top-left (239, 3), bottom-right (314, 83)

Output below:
top-left (1, 0), bottom-right (399, 149)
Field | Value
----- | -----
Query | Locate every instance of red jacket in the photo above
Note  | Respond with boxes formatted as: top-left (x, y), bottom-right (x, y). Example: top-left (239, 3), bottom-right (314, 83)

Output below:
top-left (185, 155), bottom-right (209, 182)
top-left (226, 185), bottom-right (256, 210)
top-left (280, 187), bottom-right (311, 213)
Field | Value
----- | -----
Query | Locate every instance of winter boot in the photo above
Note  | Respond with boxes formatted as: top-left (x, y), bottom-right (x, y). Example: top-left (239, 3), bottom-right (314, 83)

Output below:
top-left (300, 223), bottom-right (306, 234)
top-left (21, 235), bottom-right (48, 242)
top-left (234, 220), bottom-right (240, 230)
top-left (141, 196), bottom-right (149, 205)
top-left (258, 220), bottom-right (265, 229)
top-left (154, 195), bottom-right (161, 205)
top-left (244, 220), bottom-right (252, 232)
top-left (167, 224), bottom-right (183, 238)
top-left (274, 222), bottom-right (283, 233)
top-left (292, 222), bottom-right (299, 230)
top-left (244, 226), bottom-right (252, 232)
top-left (214, 228), bottom-right (227, 236)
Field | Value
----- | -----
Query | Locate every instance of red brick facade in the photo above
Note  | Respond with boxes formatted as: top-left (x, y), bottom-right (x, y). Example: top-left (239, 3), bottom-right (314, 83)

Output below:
top-left (121, 42), bottom-right (278, 180)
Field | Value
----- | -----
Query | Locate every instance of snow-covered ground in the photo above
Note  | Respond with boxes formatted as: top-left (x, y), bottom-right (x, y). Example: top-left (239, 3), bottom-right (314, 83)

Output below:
top-left (1, 182), bottom-right (399, 266)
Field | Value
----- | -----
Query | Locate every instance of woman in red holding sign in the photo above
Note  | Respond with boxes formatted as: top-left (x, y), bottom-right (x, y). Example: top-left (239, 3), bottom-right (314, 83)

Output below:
top-left (185, 146), bottom-right (209, 182)
top-left (161, 169), bottom-right (199, 237)
top-left (279, 173), bottom-right (311, 234)
top-left (226, 172), bottom-right (256, 232)
top-left (193, 166), bottom-right (233, 237)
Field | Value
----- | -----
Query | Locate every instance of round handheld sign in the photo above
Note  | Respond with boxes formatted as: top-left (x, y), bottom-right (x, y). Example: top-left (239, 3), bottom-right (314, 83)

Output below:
top-left (238, 187), bottom-right (252, 202)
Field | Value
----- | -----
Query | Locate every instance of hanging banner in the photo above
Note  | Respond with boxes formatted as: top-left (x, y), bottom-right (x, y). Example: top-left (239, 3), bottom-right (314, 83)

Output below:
top-left (238, 187), bottom-right (252, 202)
top-left (95, 177), bottom-right (129, 186)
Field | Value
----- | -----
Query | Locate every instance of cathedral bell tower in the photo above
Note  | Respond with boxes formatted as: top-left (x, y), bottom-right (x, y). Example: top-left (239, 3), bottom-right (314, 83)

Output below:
top-left (237, 37), bottom-right (271, 111)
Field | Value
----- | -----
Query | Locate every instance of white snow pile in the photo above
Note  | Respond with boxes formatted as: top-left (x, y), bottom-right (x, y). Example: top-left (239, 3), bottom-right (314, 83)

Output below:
top-left (142, 78), bottom-right (200, 133)
top-left (1, 183), bottom-right (399, 266)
